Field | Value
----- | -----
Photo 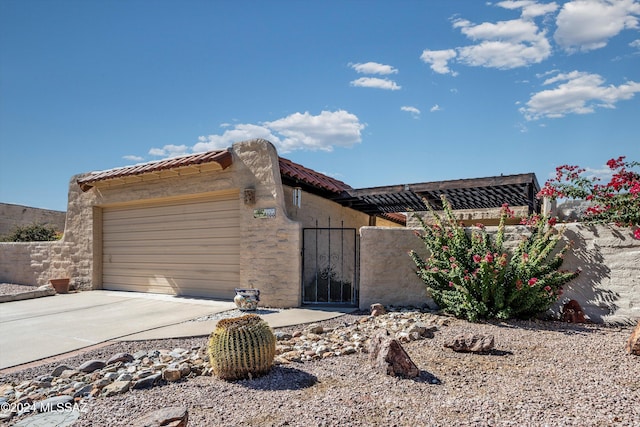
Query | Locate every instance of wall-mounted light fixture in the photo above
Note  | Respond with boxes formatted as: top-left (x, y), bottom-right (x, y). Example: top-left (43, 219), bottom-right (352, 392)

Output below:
top-left (293, 187), bottom-right (302, 208)
top-left (244, 188), bottom-right (256, 205)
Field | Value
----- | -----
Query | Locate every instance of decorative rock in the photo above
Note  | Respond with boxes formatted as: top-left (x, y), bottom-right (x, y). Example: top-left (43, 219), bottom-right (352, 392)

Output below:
top-left (78, 360), bottom-right (106, 373)
top-left (306, 323), bottom-right (324, 334)
top-left (274, 331), bottom-right (293, 341)
top-left (131, 406), bottom-right (188, 427)
top-left (59, 369), bottom-right (79, 379)
top-left (101, 380), bottom-right (131, 397)
top-left (107, 352), bottom-right (134, 365)
top-left (34, 395), bottom-right (74, 412)
top-left (51, 365), bottom-right (73, 377)
top-left (626, 319), bottom-right (640, 355)
top-left (444, 334), bottom-right (495, 353)
top-left (561, 299), bottom-right (586, 323)
top-left (370, 303), bottom-right (387, 317)
top-left (73, 384), bottom-right (94, 399)
top-left (162, 368), bottom-right (182, 382)
top-left (12, 408), bottom-right (80, 427)
top-left (407, 322), bottom-right (437, 338)
top-left (132, 373), bottom-right (162, 390)
top-left (368, 332), bottom-right (419, 378)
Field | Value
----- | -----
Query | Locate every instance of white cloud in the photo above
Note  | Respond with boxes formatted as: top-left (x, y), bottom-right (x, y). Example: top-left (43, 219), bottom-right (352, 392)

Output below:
top-left (123, 155), bottom-right (144, 162)
top-left (350, 77), bottom-right (401, 90)
top-left (149, 144), bottom-right (190, 157)
top-left (454, 18), bottom-right (552, 68)
top-left (430, 104), bottom-right (441, 112)
top-left (519, 70), bottom-right (640, 120)
top-left (264, 110), bottom-right (365, 152)
top-left (193, 124), bottom-right (280, 152)
top-left (496, 1), bottom-right (559, 19)
top-left (630, 39), bottom-right (640, 48)
top-left (401, 106), bottom-right (421, 117)
top-left (350, 62), bottom-right (398, 75)
top-left (190, 110), bottom-right (365, 154)
top-left (420, 49), bottom-right (458, 75)
top-left (554, 0), bottom-right (640, 52)
top-left (423, 2), bottom-right (558, 73)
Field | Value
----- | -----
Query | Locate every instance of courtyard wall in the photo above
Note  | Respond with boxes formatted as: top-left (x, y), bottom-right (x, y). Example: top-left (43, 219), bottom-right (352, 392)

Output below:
top-left (359, 223), bottom-right (640, 324)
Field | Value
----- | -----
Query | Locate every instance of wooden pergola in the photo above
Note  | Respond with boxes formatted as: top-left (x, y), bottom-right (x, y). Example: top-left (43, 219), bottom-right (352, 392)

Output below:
top-left (330, 173), bottom-right (541, 216)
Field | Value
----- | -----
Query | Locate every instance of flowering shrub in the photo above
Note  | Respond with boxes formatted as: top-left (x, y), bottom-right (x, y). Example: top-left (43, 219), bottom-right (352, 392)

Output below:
top-left (538, 156), bottom-right (640, 239)
top-left (409, 196), bottom-right (578, 322)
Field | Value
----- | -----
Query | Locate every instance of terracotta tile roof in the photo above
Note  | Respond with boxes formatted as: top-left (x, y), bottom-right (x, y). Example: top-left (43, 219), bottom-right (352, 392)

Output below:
top-left (77, 150), bottom-right (233, 191)
top-left (279, 157), bottom-right (352, 194)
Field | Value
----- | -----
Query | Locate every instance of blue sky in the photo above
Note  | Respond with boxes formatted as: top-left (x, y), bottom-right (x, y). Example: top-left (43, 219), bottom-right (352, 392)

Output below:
top-left (1, 0), bottom-right (639, 212)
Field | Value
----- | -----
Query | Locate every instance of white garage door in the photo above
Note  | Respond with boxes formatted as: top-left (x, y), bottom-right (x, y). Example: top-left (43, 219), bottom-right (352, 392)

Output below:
top-left (102, 192), bottom-right (240, 299)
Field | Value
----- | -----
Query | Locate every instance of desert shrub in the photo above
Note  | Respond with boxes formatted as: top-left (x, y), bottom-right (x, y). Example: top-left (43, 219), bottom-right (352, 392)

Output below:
top-left (2, 223), bottom-right (61, 242)
top-left (409, 196), bottom-right (578, 322)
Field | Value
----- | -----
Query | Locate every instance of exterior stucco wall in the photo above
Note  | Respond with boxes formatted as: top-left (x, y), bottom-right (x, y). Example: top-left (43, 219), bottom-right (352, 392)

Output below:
top-left (359, 223), bottom-right (640, 324)
top-left (283, 186), bottom-right (371, 229)
top-left (0, 139), bottom-right (302, 307)
top-left (0, 203), bottom-right (67, 237)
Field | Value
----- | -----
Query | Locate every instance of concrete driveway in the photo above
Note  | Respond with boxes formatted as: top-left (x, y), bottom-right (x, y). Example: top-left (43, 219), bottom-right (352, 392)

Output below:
top-left (0, 290), bottom-right (352, 370)
top-left (0, 290), bottom-right (235, 370)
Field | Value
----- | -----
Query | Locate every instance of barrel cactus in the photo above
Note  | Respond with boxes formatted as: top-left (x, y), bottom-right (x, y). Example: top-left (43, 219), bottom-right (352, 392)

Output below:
top-left (207, 314), bottom-right (276, 380)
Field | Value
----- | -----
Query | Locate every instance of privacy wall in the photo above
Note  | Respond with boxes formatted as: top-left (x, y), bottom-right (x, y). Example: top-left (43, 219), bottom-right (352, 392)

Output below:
top-left (359, 224), bottom-right (640, 324)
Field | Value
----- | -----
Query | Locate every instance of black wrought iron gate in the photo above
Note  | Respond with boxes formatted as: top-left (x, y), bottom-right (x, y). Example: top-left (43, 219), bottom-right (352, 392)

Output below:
top-left (302, 221), bottom-right (358, 305)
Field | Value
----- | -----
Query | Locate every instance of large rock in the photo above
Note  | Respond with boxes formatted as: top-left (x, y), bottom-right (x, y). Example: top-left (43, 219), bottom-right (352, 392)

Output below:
top-left (626, 320), bottom-right (640, 356)
top-left (107, 352), bottom-right (134, 365)
top-left (78, 360), bottom-right (106, 373)
top-left (368, 332), bottom-right (419, 378)
top-left (132, 406), bottom-right (188, 427)
top-left (561, 299), bottom-right (586, 323)
top-left (101, 381), bottom-right (131, 397)
top-left (444, 334), bottom-right (495, 353)
top-left (370, 303), bottom-right (386, 317)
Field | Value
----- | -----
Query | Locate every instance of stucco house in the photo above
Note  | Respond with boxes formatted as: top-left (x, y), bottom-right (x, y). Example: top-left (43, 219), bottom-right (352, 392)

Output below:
top-left (1, 138), bottom-right (544, 309)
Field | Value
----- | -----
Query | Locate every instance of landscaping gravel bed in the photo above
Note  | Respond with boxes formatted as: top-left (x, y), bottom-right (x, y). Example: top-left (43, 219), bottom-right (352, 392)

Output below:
top-left (1, 311), bottom-right (638, 427)
top-left (0, 283), bottom-right (39, 296)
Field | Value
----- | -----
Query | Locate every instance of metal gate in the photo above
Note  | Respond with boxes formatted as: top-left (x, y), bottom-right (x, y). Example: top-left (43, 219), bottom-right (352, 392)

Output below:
top-left (302, 221), bottom-right (358, 305)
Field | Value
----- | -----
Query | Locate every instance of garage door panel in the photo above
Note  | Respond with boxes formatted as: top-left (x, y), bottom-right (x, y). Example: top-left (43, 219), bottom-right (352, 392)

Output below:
top-left (104, 270), bottom-right (239, 284)
top-left (104, 253), bottom-right (240, 266)
top-left (103, 227), bottom-right (240, 242)
top-left (104, 200), bottom-right (238, 221)
top-left (103, 240), bottom-right (240, 255)
top-left (104, 208), bottom-right (239, 229)
top-left (102, 193), bottom-right (240, 298)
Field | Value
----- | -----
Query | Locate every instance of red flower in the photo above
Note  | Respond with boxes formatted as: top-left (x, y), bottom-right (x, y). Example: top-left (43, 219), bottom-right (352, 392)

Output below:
top-left (547, 217), bottom-right (557, 227)
top-left (473, 254), bottom-right (482, 263)
top-left (544, 286), bottom-right (552, 292)
top-left (448, 281), bottom-right (454, 288)
top-left (485, 253), bottom-right (494, 263)
top-left (515, 280), bottom-right (523, 290)
top-left (528, 278), bottom-right (538, 287)
top-left (634, 228), bottom-right (640, 240)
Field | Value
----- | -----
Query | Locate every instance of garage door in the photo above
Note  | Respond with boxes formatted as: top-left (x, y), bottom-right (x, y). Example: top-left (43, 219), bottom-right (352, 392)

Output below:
top-left (102, 192), bottom-right (240, 299)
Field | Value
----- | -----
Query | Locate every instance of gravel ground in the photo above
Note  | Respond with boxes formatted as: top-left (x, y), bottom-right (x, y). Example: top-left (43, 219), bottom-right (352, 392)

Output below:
top-left (2, 313), bottom-right (638, 427)
top-left (0, 283), bottom-right (40, 296)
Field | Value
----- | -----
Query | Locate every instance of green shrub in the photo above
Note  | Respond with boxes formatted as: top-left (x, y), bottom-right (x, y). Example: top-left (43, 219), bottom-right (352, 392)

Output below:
top-left (409, 196), bottom-right (578, 322)
top-left (2, 223), bottom-right (61, 242)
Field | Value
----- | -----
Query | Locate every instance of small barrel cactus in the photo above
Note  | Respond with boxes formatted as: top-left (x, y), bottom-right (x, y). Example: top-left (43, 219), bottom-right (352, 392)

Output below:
top-left (207, 314), bottom-right (276, 380)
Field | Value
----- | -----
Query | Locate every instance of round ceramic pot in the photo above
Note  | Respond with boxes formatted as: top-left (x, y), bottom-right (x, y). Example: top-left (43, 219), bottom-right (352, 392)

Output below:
top-left (234, 288), bottom-right (260, 311)
top-left (50, 278), bottom-right (70, 294)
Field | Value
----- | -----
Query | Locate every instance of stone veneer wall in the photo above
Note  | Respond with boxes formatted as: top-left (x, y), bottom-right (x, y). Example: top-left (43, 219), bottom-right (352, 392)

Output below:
top-left (359, 223), bottom-right (640, 324)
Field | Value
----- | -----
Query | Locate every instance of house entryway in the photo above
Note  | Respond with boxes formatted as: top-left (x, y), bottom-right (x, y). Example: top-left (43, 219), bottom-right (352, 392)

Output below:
top-left (302, 221), bottom-right (358, 305)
